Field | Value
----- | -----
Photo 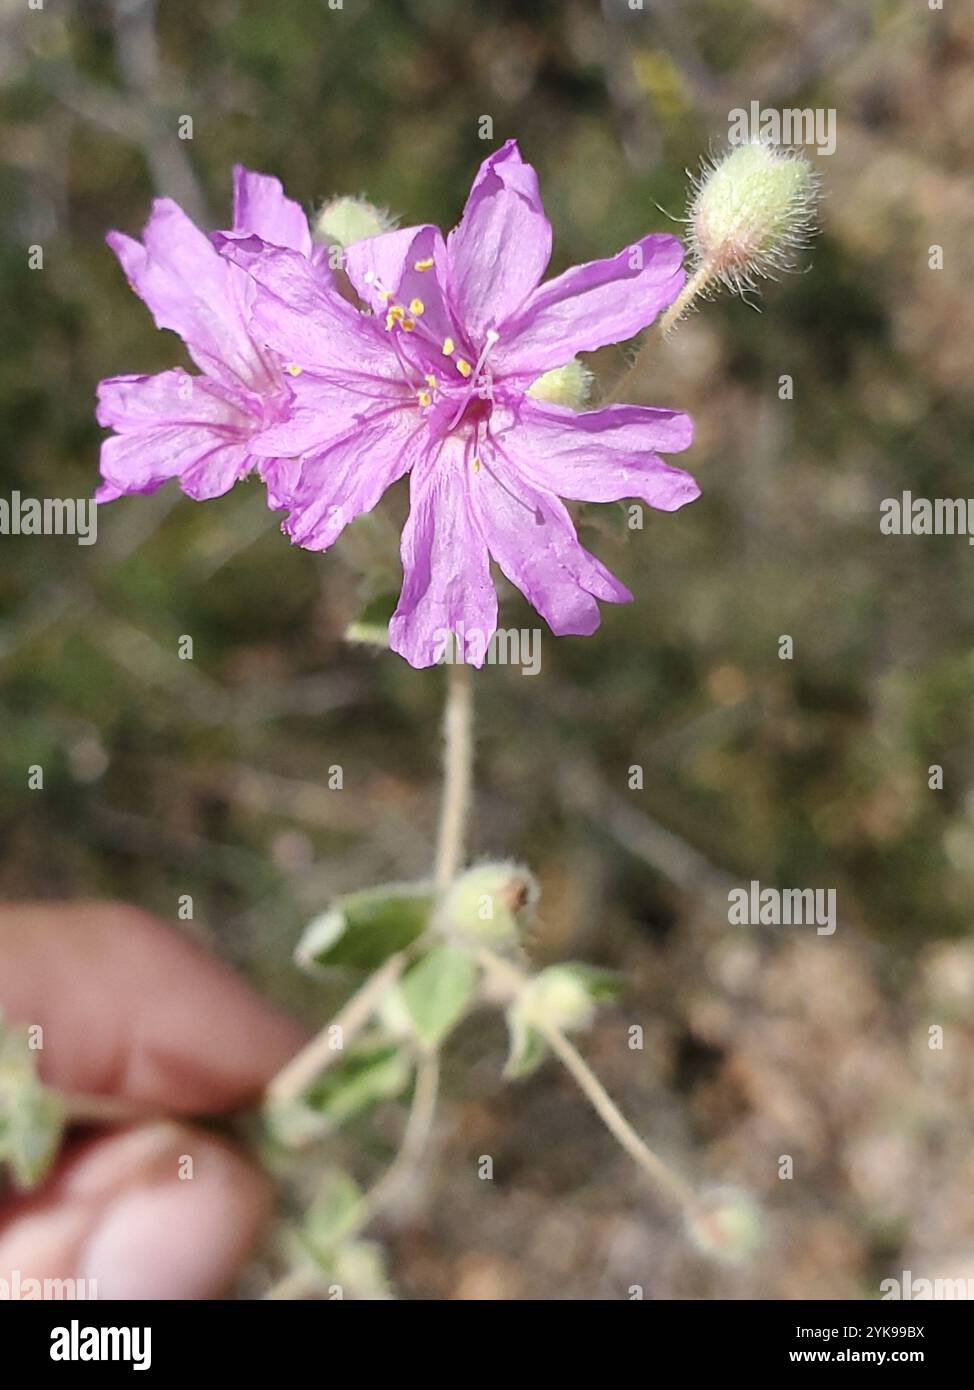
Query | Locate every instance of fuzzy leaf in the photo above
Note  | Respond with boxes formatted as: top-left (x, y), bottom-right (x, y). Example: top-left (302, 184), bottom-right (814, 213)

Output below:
top-left (503, 1008), bottom-right (549, 1079)
top-left (0, 1017), bottom-right (65, 1190)
top-left (296, 882), bottom-right (432, 974)
top-left (396, 945), bottom-right (478, 1048)
top-left (304, 1037), bottom-right (413, 1128)
top-left (304, 1169), bottom-right (364, 1258)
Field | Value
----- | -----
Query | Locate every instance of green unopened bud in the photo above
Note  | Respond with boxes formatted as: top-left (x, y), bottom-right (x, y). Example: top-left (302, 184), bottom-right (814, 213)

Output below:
top-left (526, 358), bottom-right (594, 408)
top-left (662, 141), bottom-right (819, 334)
top-left (504, 964), bottom-right (617, 1077)
top-left (438, 861), bottom-right (538, 947)
top-left (691, 141), bottom-right (818, 289)
top-left (685, 1186), bottom-right (762, 1265)
top-left (515, 965), bottom-right (597, 1033)
top-left (313, 196), bottom-right (397, 249)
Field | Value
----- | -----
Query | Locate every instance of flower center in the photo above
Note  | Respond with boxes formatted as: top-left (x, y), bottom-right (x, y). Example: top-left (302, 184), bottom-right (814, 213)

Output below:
top-left (361, 269), bottom-right (500, 428)
top-left (446, 329), bottom-right (498, 430)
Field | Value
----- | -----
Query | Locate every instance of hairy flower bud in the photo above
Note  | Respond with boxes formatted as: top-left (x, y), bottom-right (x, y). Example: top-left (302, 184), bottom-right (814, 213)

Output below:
top-left (662, 140), bottom-right (820, 334)
top-left (690, 141), bottom-right (819, 294)
top-left (515, 965), bottom-right (597, 1032)
top-left (313, 196), bottom-right (396, 249)
top-left (526, 358), bottom-right (594, 408)
top-left (685, 1186), bottom-right (762, 1265)
top-left (438, 861), bottom-right (538, 947)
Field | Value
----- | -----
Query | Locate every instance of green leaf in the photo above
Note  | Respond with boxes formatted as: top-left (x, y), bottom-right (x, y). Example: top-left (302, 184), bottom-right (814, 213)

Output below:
top-left (503, 1008), bottom-right (549, 1079)
top-left (296, 882), bottom-right (432, 973)
top-left (396, 945), bottom-right (478, 1048)
top-left (304, 1037), bottom-right (413, 1129)
top-left (0, 1015), bottom-right (66, 1190)
top-left (304, 1169), bottom-right (364, 1258)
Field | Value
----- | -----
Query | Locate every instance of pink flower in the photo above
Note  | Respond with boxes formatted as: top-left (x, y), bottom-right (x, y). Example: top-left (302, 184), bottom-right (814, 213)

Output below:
top-left (95, 167), bottom-right (319, 506)
top-left (219, 141), bottom-right (698, 667)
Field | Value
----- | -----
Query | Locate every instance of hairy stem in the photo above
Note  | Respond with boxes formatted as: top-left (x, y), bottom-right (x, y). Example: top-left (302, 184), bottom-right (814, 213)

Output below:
top-left (359, 1048), bottom-right (440, 1220)
top-left (537, 1024), bottom-right (694, 1209)
top-left (604, 258), bottom-right (717, 406)
top-left (475, 946), bottom-right (694, 1211)
top-left (266, 950), bottom-right (409, 1107)
top-left (264, 1049), bottom-right (442, 1299)
top-left (266, 659), bottom-right (475, 1109)
top-left (433, 657), bottom-right (474, 895)
top-left (658, 259), bottom-right (717, 337)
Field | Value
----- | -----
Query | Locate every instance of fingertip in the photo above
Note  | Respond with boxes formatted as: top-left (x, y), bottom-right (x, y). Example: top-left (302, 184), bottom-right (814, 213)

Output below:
top-left (0, 1123), bottom-right (275, 1301)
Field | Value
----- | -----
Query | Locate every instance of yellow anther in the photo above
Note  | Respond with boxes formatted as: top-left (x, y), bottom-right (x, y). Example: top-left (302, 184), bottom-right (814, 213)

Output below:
top-left (377, 288), bottom-right (393, 301)
top-left (425, 373), bottom-right (437, 388)
top-left (408, 298), bottom-right (425, 316)
top-left (388, 304), bottom-right (405, 320)
top-left (414, 257), bottom-right (434, 271)
top-left (284, 364), bottom-right (303, 377)
top-left (417, 390), bottom-right (432, 408)
top-left (441, 336), bottom-right (455, 355)
top-left (456, 358), bottom-right (472, 378)
top-left (472, 456), bottom-right (481, 473)
top-left (402, 318), bottom-right (416, 331)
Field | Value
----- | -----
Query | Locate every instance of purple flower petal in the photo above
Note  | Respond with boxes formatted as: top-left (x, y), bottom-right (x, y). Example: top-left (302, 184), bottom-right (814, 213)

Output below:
top-left (496, 398), bottom-right (699, 510)
top-left (96, 369), bottom-right (252, 431)
top-left (281, 405), bottom-right (426, 551)
top-left (344, 224), bottom-right (465, 364)
top-left (107, 200), bottom-right (269, 392)
top-left (95, 370), bottom-right (257, 501)
top-left (248, 371), bottom-right (409, 459)
top-left (231, 165), bottom-right (312, 254)
top-left (256, 455), bottom-right (301, 512)
top-left (494, 234), bottom-right (685, 377)
top-left (446, 140), bottom-right (552, 342)
top-left (216, 235), bottom-right (401, 383)
top-left (98, 427), bottom-right (252, 501)
top-left (96, 150), bottom-right (700, 663)
top-left (470, 442), bottom-right (631, 637)
top-left (389, 438), bottom-right (497, 669)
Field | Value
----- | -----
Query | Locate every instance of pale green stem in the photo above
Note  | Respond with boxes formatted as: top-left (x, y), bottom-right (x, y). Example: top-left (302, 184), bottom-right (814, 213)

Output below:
top-left (266, 948), bottom-right (409, 1107)
top-left (605, 257), bottom-right (718, 406)
top-left (355, 1048), bottom-right (440, 1222)
top-left (434, 657), bottom-right (474, 895)
top-left (267, 659), bottom-right (474, 1109)
top-left (474, 946), bottom-right (694, 1211)
top-left (657, 258), bottom-right (718, 337)
top-left (263, 1049), bottom-right (442, 1300)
